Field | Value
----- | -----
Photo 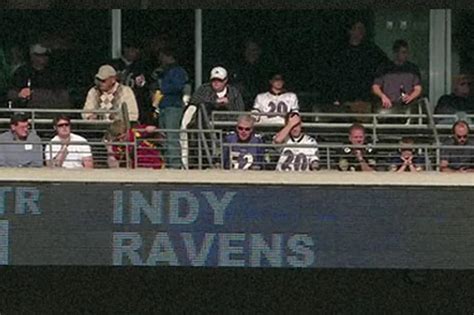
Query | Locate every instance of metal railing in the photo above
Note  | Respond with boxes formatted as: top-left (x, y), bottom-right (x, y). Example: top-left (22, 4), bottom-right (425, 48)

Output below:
top-left (0, 135), bottom-right (470, 171)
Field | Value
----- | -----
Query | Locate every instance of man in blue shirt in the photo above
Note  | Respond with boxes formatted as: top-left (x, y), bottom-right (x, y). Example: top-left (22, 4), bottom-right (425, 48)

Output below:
top-left (0, 113), bottom-right (43, 167)
top-left (223, 115), bottom-right (264, 170)
top-left (150, 46), bottom-right (189, 169)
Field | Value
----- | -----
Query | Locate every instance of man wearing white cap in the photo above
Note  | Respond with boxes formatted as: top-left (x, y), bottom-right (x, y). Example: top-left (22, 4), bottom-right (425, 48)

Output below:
top-left (189, 66), bottom-right (245, 112)
top-left (7, 43), bottom-right (71, 112)
top-left (82, 64), bottom-right (139, 122)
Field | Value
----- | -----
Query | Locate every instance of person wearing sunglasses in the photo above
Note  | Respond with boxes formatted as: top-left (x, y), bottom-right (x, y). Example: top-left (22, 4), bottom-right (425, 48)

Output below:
top-left (274, 112), bottom-right (319, 171)
top-left (440, 120), bottom-right (474, 172)
top-left (0, 112), bottom-right (43, 167)
top-left (44, 114), bottom-right (93, 169)
top-left (252, 72), bottom-right (299, 125)
top-left (223, 115), bottom-right (264, 170)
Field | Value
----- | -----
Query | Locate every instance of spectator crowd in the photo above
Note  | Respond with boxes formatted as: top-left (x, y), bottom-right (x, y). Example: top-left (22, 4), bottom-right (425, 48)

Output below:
top-left (0, 19), bottom-right (472, 172)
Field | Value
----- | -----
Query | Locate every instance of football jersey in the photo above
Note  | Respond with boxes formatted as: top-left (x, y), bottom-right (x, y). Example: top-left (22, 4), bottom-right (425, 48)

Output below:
top-left (276, 134), bottom-right (319, 171)
top-left (253, 91), bottom-right (299, 124)
top-left (223, 132), bottom-right (265, 170)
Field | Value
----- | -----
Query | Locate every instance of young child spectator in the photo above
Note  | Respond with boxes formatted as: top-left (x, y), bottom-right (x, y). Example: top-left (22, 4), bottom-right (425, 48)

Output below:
top-left (388, 137), bottom-right (424, 172)
top-left (45, 114), bottom-right (93, 169)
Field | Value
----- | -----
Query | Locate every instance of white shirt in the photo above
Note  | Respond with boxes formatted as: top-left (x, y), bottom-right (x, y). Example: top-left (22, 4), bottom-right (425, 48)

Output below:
top-left (44, 133), bottom-right (92, 169)
top-left (276, 134), bottom-right (319, 171)
top-left (253, 91), bottom-right (299, 125)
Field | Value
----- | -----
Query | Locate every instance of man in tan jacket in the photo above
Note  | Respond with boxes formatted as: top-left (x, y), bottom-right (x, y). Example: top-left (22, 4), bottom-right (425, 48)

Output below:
top-left (82, 65), bottom-right (139, 122)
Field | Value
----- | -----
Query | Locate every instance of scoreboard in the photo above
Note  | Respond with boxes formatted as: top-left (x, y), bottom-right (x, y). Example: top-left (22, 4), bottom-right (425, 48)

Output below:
top-left (0, 177), bottom-right (473, 269)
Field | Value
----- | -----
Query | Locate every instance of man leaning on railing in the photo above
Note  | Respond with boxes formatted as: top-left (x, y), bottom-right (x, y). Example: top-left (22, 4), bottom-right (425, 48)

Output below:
top-left (0, 112), bottom-right (42, 167)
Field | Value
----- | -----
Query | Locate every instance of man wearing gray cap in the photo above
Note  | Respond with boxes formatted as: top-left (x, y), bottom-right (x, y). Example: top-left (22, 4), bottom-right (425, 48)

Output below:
top-left (82, 65), bottom-right (139, 122)
top-left (7, 43), bottom-right (71, 113)
top-left (189, 66), bottom-right (245, 112)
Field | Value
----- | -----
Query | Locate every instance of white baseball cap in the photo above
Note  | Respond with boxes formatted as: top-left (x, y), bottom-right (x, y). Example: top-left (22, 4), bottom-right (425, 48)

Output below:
top-left (210, 66), bottom-right (228, 80)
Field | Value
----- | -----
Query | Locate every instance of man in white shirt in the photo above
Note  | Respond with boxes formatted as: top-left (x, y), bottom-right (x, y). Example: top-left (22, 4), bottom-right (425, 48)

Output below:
top-left (252, 72), bottom-right (299, 125)
top-left (274, 112), bottom-right (319, 171)
top-left (45, 115), bottom-right (93, 169)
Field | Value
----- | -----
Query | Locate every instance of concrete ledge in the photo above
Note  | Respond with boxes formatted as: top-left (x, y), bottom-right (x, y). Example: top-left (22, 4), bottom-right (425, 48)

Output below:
top-left (0, 168), bottom-right (473, 186)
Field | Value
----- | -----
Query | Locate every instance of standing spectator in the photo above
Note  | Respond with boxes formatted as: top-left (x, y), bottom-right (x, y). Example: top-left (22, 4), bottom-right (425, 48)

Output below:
top-left (104, 120), bottom-right (163, 169)
top-left (7, 43), bottom-right (72, 112)
top-left (388, 137), bottom-right (424, 172)
top-left (274, 113), bottom-right (319, 171)
top-left (435, 75), bottom-right (473, 121)
top-left (372, 39), bottom-right (422, 116)
top-left (82, 65), bottom-right (139, 122)
top-left (252, 72), bottom-right (299, 125)
top-left (44, 114), bottom-right (93, 169)
top-left (0, 113), bottom-right (42, 167)
top-left (149, 46), bottom-right (188, 169)
top-left (440, 120), bottom-right (474, 172)
top-left (189, 66), bottom-right (245, 113)
top-left (223, 115), bottom-right (265, 170)
top-left (233, 39), bottom-right (277, 109)
top-left (338, 123), bottom-right (376, 171)
top-left (331, 20), bottom-right (389, 114)
top-left (110, 40), bottom-right (151, 122)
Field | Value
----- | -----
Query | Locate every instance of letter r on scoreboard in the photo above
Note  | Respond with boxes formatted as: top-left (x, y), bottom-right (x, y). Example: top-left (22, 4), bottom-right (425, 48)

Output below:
top-left (0, 220), bottom-right (8, 265)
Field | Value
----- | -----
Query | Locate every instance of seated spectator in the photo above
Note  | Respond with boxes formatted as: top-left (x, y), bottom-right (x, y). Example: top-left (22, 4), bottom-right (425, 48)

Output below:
top-left (104, 120), bottom-right (163, 169)
top-left (372, 39), bottom-right (422, 117)
top-left (435, 75), bottom-right (473, 123)
top-left (252, 72), bottom-right (299, 125)
top-left (338, 123), bottom-right (376, 171)
top-left (440, 120), bottom-right (474, 172)
top-left (0, 113), bottom-right (42, 167)
top-left (82, 65), bottom-right (139, 122)
top-left (232, 39), bottom-right (277, 109)
top-left (7, 43), bottom-right (72, 113)
top-left (44, 114), bottom-right (93, 169)
top-left (388, 137), bottom-right (424, 172)
top-left (223, 115), bottom-right (264, 170)
top-left (189, 66), bottom-right (244, 113)
top-left (274, 112), bottom-right (319, 171)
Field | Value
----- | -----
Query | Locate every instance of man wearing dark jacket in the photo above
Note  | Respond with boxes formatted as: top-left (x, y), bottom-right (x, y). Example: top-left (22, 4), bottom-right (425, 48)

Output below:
top-left (189, 66), bottom-right (245, 113)
top-left (149, 46), bottom-right (188, 169)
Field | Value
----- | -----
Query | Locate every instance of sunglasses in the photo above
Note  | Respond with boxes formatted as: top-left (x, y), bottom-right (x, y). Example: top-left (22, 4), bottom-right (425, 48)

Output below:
top-left (237, 126), bottom-right (252, 132)
top-left (56, 123), bottom-right (70, 128)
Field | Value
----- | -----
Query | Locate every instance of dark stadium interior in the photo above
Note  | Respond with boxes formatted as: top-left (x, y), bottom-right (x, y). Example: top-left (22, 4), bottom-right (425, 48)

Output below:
top-left (0, 6), bottom-right (474, 313)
